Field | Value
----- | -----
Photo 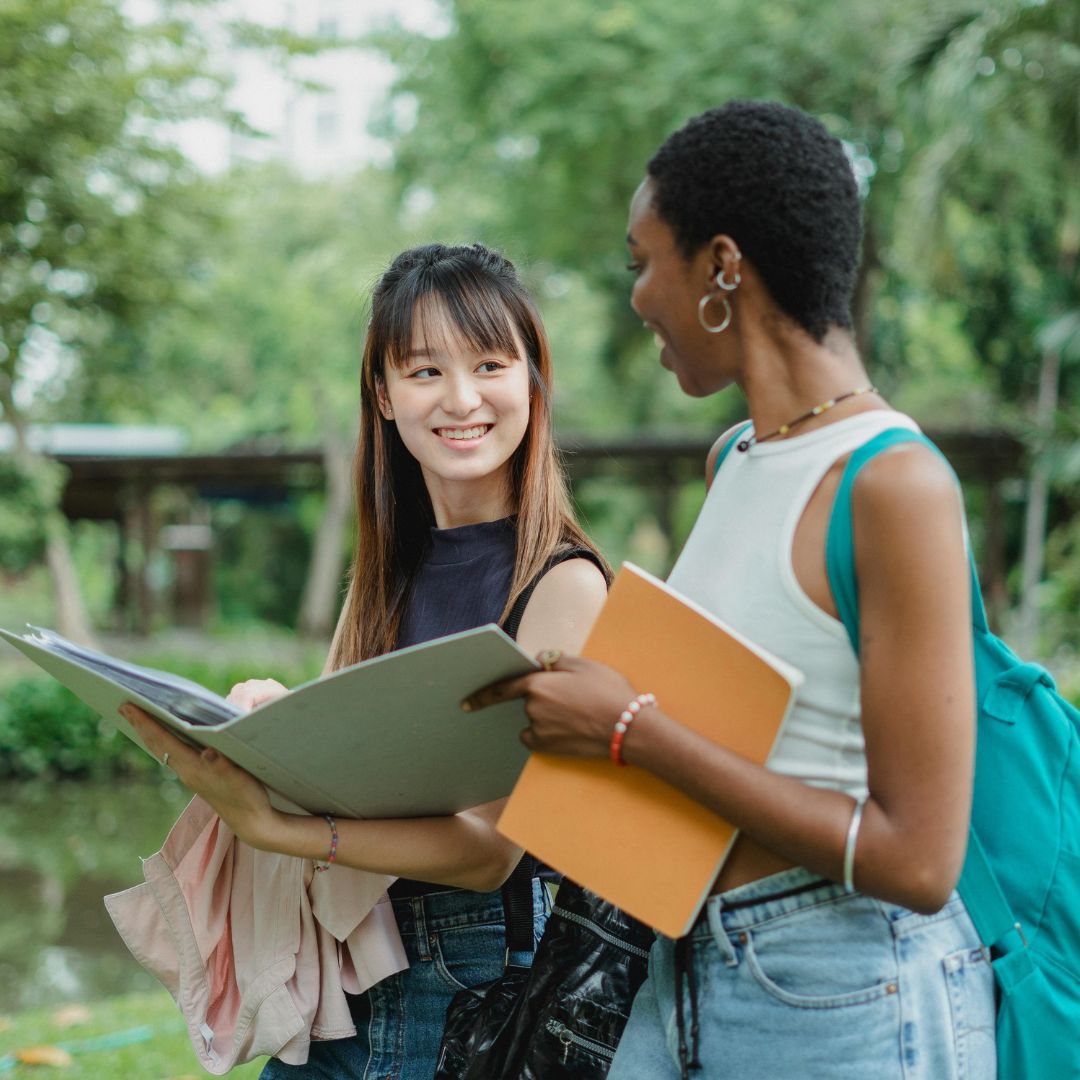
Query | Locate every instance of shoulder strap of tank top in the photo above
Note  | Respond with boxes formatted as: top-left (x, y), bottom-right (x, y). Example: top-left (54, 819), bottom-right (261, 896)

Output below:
top-left (501, 546), bottom-right (607, 642)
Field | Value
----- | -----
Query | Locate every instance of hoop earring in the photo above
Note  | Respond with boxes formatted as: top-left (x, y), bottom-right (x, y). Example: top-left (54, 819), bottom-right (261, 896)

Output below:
top-left (697, 292), bottom-right (732, 334)
top-left (717, 267), bottom-right (741, 291)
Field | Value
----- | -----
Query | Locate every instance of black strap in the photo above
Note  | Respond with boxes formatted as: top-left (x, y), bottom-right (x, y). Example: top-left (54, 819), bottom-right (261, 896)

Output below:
top-left (501, 854), bottom-right (537, 961)
top-left (500, 546), bottom-right (607, 642)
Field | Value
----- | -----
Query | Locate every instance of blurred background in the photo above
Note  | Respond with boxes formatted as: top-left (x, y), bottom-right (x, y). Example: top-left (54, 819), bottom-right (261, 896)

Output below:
top-left (1, 0), bottom-right (1078, 1070)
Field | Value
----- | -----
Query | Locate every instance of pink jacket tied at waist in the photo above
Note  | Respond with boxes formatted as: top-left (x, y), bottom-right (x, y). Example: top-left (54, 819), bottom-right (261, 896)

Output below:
top-left (105, 797), bottom-right (408, 1074)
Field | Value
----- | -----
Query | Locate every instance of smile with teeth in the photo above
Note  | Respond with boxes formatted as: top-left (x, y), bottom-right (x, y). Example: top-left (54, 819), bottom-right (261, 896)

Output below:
top-left (436, 424), bottom-right (492, 440)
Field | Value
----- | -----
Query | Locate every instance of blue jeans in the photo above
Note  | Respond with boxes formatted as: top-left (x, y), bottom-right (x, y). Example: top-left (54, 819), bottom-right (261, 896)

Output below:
top-left (608, 868), bottom-right (997, 1080)
top-left (261, 881), bottom-right (548, 1080)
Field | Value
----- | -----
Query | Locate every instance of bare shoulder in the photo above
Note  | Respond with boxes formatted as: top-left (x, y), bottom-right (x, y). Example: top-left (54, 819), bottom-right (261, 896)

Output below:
top-left (527, 557), bottom-right (608, 608)
top-left (852, 441), bottom-right (963, 527)
top-left (515, 557), bottom-right (608, 655)
top-left (705, 422), bottom-right (749, 489)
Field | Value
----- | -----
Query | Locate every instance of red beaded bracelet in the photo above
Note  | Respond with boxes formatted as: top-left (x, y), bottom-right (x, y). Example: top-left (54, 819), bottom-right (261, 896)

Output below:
top-left (610, 693), bottom-right (656, 766)
top-left (314, 813), bottom-right (338, 872)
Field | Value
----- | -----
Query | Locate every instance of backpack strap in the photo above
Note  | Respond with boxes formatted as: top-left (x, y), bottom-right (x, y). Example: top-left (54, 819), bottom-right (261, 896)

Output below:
top-left (711, 421), bottom-right (755, 479)
top-left (824, 427), bottom-right (988, 654)
top-left (500, 852), bottom-right (538, 967)
top-left (823, 427), bottom-right (1019, 952)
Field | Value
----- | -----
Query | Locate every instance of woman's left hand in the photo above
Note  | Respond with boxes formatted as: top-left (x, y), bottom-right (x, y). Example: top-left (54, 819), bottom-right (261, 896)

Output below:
top-left (462, 654), bottom-right (636, 759)
top-left (120, 703), bottom-right (276, 848)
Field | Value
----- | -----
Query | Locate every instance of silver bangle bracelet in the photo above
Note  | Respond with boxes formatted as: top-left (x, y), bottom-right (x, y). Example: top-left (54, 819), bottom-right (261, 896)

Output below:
top-left (843, 794), bottom-right (868, 895)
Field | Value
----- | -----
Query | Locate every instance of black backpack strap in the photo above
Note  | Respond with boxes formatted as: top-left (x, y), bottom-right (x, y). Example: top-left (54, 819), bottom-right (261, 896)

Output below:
top-left (501, 853), bottom-right (537, 966)
top-left (501, 546), bottom-right (607, 642)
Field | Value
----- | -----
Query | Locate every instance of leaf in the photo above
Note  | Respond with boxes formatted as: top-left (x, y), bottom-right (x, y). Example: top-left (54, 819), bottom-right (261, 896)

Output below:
top-left (51, 1003), bottom-right (92, 1028)
top-left (15, 1045), bottom-right (74, 1066)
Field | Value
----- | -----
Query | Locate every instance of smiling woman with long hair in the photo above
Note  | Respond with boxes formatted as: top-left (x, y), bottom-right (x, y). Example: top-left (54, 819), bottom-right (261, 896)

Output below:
top-left (124, 242), bottom-right (611, 1079)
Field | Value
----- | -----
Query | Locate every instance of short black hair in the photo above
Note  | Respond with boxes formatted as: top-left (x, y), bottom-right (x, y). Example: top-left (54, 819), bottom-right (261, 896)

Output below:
top-left (647, 101), bottom-right (861, 342)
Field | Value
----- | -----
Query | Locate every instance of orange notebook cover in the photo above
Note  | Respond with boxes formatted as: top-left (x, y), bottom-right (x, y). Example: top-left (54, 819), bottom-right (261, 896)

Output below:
top-left (498, 562), bottom-right (804, 937)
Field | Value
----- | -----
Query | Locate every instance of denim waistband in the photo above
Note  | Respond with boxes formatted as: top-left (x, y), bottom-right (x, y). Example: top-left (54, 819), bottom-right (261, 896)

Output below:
top-left (391, 879), bottom-right (542, 936)
top-left (691, 867), bottom-right (847, 940)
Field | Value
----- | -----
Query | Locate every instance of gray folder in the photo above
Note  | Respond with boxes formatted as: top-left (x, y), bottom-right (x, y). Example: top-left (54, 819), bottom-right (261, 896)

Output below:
top-left (1, 626), bottom-right (537, 819)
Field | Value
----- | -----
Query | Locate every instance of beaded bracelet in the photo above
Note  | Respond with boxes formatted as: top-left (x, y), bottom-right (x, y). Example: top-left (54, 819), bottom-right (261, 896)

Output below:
top-left (314, 813), bottom-right (338, 872)
top-left (610, 693), bottom-right (656, 766)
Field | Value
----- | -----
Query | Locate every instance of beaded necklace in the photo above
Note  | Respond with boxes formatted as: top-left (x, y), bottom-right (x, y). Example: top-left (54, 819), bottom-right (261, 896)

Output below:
top-left (736, 386), bottom-right (878, 452)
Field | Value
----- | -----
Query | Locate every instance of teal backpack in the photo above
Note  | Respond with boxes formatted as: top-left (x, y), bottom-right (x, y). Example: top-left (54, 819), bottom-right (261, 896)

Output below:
top-left (717, 424), bottom-right (1080, 1078)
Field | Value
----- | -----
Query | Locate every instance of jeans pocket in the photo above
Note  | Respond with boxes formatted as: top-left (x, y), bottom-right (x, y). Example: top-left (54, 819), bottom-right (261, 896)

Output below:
top-left (433, 921), bottom-right (506, 993)
top-left (943, 947), bottom-right (997, 1080)
top-left (740, 896), bottom-right (900, 1009)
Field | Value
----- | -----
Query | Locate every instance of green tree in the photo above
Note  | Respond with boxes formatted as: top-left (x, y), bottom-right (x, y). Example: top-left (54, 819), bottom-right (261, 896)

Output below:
top-left (371, 0), bottom-right (930, 421)
top-left (121, 164), bottom-right (418, 635)
top-left (0, 0), bottom-right (234, 640)
top-left (897, 0), bottom-right (1080, 648)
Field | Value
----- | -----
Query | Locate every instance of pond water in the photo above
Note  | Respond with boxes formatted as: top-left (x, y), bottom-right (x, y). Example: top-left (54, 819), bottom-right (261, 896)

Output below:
top-left (0, 776), bottom-right (192, 1014)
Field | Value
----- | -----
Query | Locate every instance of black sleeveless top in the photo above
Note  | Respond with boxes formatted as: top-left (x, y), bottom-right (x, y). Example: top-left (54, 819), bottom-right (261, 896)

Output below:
top-left (396, 518), bottom-right (519, 650)
top-left (388, 517), bottom-right (604, 898)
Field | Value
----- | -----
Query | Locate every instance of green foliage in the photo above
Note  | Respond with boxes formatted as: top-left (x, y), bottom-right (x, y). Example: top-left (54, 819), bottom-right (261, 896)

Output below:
top-left (0, 0), bottom-right (228, 421)
top-left (211, 499), bottom-right (315, 627)
top-left (0, 678), bottom-right (139, 778)
top-left (0, 456), bottom-right (65, 572)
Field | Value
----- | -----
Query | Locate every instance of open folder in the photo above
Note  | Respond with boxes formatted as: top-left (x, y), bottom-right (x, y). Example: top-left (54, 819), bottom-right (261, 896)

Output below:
top-left (1, 625), bottom-right (537, 819)
top-left (498, 563), bottom-right (804, 938)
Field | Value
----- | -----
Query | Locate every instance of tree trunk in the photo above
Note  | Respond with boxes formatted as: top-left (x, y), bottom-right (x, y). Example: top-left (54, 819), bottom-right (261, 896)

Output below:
top-left (1014, 348), bottom-right (1060, 653)
top-left (0, 375), bottom-right (98, 647)
top-left (852, 217), bottom-right (881, 364)
top-left (297, 428), bottom-right (353, 640)
top-left (45, 510), bottom-right (98, 646)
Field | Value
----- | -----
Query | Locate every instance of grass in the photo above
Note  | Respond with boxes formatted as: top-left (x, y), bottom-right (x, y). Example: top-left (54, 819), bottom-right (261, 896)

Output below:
top-left (0, 990), bottom-right (267, 1079)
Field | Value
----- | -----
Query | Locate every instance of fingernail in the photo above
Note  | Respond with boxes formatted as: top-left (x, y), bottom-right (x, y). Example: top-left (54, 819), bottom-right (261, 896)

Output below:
top-left (118, 704), bottom-right (131, 719)
top-left (203, 748), bottom-right (218, 762)
top-left (460, 699), bottom-right (473, 712)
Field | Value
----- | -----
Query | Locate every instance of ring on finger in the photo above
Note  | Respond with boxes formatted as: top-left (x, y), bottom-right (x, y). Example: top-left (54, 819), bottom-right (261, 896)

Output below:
top-left (538, 649), bottom-right (562, 672)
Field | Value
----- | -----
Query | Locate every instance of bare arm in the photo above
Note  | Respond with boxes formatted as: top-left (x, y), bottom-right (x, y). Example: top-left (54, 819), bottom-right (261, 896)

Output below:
top-left (466, 447), bottom-right (975, 912)
top-left (123, 557), bottom-right (608, 892)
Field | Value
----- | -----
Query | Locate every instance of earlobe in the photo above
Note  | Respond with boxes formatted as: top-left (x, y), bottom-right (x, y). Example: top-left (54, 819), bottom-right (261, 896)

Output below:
top-left (375, 381), bottom-right (394, 420)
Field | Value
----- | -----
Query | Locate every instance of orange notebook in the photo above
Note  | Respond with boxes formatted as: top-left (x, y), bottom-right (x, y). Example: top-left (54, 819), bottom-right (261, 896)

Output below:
top-left (498, 562), bottom-right (803, 937)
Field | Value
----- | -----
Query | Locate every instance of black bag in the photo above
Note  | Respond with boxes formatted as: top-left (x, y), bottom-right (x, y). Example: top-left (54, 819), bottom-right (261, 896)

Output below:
top-left (435, 878), bottom-right (652, 1079)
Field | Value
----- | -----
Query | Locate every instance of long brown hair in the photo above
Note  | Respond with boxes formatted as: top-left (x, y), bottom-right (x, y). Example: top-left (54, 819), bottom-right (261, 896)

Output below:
top-left (328, 243), bottom-right (607, 668)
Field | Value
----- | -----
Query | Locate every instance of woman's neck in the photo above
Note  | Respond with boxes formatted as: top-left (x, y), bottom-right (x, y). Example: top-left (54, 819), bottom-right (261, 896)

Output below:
top-left (736, 324), bottom-right (885, 441)
top-left (423, 470), bottom-right (514, 530)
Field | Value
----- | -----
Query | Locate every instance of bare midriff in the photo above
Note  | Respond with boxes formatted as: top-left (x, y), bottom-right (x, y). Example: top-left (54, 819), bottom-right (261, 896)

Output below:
top-left (711, 835), bottom-right (798, 895)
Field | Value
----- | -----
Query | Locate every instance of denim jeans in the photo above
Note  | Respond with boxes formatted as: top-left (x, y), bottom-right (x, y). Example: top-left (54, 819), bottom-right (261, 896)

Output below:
top-left (260, 880), bottom-right (548, 1080)
top-left (607, 868), bottom-right (997, 1080)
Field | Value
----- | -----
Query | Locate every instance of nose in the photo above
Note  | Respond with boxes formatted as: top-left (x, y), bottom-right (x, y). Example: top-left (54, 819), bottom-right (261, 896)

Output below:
top-left (441, 372), bottom-right (483, 417)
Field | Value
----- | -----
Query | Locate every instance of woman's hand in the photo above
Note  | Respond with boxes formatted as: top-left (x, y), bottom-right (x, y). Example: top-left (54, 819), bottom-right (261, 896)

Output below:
top-left (120, 703), bottom-right (278, 849)
top-left (227, 678), bottom-right (289, 711)
top-left (462, 654), bottom-right (637, 759)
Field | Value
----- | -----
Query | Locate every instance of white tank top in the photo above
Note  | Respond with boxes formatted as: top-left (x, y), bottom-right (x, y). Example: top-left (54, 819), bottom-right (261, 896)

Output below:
top-left (666, 410), bottom-right (921, 799)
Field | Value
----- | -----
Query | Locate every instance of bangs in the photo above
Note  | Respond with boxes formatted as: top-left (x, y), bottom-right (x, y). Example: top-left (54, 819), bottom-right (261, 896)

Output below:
top-left (381, 265), bottom-right (525, 370)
